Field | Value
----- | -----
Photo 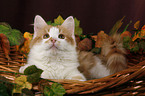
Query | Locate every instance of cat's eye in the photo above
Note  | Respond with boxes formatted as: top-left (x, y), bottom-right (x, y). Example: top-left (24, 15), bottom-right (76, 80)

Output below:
top-left (43, 34), bottom-right (50, 39)
top-left (58, 34), bottom-right (65, 39)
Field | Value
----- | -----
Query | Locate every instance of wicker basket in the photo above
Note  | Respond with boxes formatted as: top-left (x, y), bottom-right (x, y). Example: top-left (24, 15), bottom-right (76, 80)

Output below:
top-left (1, 46), bottom-right (145, 96)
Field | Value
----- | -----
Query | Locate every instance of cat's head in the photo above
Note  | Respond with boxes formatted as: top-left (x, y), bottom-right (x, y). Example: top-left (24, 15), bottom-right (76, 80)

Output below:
top-left (30, 15), bottom-right (76, 52)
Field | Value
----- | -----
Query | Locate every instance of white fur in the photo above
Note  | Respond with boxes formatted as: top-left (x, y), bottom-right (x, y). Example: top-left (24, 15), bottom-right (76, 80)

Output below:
top-left (19, 27), bottom-right (86, 80)
top-left (89, 57), bottom-right (110, 79)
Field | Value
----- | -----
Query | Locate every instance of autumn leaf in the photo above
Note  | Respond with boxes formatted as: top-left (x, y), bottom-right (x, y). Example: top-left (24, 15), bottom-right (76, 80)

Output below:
top-left (134, 20), bottom-right (140, 29)
top-left (109, 16), bottom-right (125, 36)
top-left (141, 25), bottom-right (145, 31)
top-left (0, 33), bottom-right (11, 60)
top-left (78, 38), bottom-right (92, 51)
top-left (140, 25), bottom-right (145, 39)
top-left (24, 32), bottom-right (33, 40)
top-left (120, 31), bottom-right (132, 39)
top-left (13, 75), bottom-right (32, 94)
top-left (95, 31), bottom-right (109, 48)
top-left (20, 32), bottom-right (33, 58)
top-left (132, 32), bottom-right (140, 41)
top-left (132, 25), bottom-right (145, 41)
top-left (54, 15), bottom-right (64, 25)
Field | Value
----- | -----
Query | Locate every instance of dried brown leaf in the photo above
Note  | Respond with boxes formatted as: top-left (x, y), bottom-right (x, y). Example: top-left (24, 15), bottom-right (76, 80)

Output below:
top-left (0, 33), bottom-right (11, 60)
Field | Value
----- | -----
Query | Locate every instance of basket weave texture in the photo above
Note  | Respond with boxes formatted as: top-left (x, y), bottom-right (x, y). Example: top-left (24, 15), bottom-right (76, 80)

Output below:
top-left (1, 46), bottom-right (145, 96)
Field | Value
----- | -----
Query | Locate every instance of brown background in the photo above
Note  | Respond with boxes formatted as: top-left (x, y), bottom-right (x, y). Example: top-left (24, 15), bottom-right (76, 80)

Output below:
top-left (0, 0), bottom-right (145, 34)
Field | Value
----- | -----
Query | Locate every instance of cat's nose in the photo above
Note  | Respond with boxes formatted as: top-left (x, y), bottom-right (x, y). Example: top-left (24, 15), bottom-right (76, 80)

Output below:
top-left (51, 39), bottom-right (56, 43)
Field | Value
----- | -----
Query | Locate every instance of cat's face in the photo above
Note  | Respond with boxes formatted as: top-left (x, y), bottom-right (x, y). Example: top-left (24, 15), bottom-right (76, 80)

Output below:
top-left (30, 15), bottom-right (76, 52)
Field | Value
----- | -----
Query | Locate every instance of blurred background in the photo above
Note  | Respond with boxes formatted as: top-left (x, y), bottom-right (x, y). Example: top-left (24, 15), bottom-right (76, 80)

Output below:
top-left (0, 0), bottom-right (145, 34)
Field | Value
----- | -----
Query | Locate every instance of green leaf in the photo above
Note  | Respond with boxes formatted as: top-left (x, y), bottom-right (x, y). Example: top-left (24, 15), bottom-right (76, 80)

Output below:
top-left (75, 27), bottom-right (83, 36)
top-left (47, 21), bottom-right (52, 25)
top-left (44, 83), bottom-right (66, 96)
top-left (122, 36), bottom-right (132, 49)
top-left (109, 16), bottom-right (125, 36)
top-left (54, 15), bottom-right (64, 25)
top-left (0, 25), bottom-right (10, 31)
top-left (24, 65), bottom-right (43, 83)
top-left (123, 42), bottom-right (130, 49)
top-left (0, 83), bottom-right (9, 96)
top-left (27, 72), bottom-right (42, 83)
top-left (24, 65), bottom-right (40, 75)
top-left (44, 86), bottom-right (54, 96)
top-left (51, 23), bottom-right (59, 26)
top-left (0, 23), bottom-right (24, 46)
top-left (138, 40), bottom-right (145, 50)
top-left (74, 17), bottom-right (80, 27)
top-left (0, 22), bottom-right (12, 29)
top-left (122, 20), bottom-right (132, 33)
top-left (8, 29), bottom-right (24, 46)
top-left (51, 83), bottom-right (66, 96)
top-left (46, 16), bottom-right (83, 36)
top-left (123, 36), bottom-right (131, 43)
top-left (130, 45), bottom-right (139, 52)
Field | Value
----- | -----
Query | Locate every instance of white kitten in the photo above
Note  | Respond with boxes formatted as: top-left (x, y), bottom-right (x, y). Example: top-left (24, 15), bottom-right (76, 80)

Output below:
top-left (19, 15), bottom-right (127, 80)
top-left (19, 15), bottom-right (86, 81)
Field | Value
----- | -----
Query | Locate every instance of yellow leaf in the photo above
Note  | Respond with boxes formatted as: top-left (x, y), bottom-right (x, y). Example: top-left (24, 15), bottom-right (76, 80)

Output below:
top-left (140, 30), bottom-right (145, 39)
top-left (24, 32), bottom-right (33, 40)
top-left (13, 86), bottom-right (22, 93)
top-left (25, 82), bottom-right (32, 90)
top-left (15, 75), bottom-right (27, 85)
top-left (134, 20), bottom-right (140, 29)
top-left (13, 75), bottom-right (32, 93)
top-left (132, 26), bottom-right (145, 41)
top-left (54, 15), bottom-right (64, 25)
top-left (141, 25), bottom-right (145, 31)
top-left (20, 32), bottom-right (32, 57)
top-left (132, 32), bottom-right (140, 41)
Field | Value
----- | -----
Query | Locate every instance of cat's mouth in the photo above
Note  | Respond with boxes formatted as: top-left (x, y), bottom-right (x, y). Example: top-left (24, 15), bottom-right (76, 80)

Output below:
top-left (49, 44), bottom-right (58, 50)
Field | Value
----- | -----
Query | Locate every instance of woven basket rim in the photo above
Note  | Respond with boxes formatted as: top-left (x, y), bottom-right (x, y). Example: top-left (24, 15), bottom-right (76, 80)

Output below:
top-left (1, 46), bottom-right (145, 95)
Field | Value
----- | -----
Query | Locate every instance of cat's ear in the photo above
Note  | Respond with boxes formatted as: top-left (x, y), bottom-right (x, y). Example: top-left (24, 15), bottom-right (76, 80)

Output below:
top-left (33, 15), bottom-right (47, 39)
top-left (61, 16), bottom-right (75, 38)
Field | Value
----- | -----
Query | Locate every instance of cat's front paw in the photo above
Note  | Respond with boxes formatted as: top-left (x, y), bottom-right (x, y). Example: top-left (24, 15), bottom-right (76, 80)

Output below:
top-left (19, 64), bottom-right (33, 73)
top-left (19, 66), bottom-right (25, 73)
top-left (71, 75), bottom-right (86, 81)
top-left (40, 71), bottom-right (50, 79)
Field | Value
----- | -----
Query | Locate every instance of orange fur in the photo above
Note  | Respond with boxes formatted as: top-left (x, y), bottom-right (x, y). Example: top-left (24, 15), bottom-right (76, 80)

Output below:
top-left (78, 34), bottom-right (127, 79)
top-left (101, 34), bottom-right (127, 74)
top-left (78, 51), bottom-right (96, 79)
top-left (30, 25), bottom-right (75, 48)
